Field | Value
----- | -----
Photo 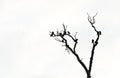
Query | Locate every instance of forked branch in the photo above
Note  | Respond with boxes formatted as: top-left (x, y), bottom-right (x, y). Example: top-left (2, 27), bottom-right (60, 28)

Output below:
top-left (50, 13), bottom-right (101, 78)
top-left (50, 24), bottom-right (88, 75)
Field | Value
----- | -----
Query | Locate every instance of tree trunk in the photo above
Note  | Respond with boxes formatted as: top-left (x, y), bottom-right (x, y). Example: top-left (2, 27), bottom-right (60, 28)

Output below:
top-left (87, 75), bottom-right (91, 78)
top-left (87, 73), bottom-right (91, 78)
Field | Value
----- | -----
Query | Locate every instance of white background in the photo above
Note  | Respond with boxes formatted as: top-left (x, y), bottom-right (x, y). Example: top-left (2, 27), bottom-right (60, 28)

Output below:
top-left (0, 0), bottom-right (120, 78)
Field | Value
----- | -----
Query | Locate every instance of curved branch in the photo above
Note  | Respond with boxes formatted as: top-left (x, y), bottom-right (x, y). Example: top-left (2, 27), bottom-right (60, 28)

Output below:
top-left (50, 14), bottom-right (101, 78)
top-left (60, 36), bottom-right (89, 76)
top-left (50, 24), bottom-right (89, 77)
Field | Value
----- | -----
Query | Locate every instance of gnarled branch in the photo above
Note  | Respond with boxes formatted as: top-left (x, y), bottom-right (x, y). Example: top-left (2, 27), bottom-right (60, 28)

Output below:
top-left (50, 13), bottom-right (101, 78)
top-left (50, 24), bottom-right (88, 75)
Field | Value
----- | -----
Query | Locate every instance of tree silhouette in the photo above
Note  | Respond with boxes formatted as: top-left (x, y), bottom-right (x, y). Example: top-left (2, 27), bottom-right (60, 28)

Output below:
top-left (49, 13), bottom-right (101, 78)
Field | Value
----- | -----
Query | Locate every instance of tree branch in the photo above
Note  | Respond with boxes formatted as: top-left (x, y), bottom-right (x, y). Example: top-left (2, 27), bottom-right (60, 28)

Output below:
top-left (87, 13), bottom-right (101, 74)
top-left (50, 24), bottom-right (89, 75)
top-left (61, 36), bottom-right (88, 75)
top-left (50, 13), bottom-right (101, 78)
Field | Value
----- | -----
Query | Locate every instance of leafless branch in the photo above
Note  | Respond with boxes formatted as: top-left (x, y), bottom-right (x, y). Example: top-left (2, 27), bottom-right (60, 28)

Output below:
top-left (87, 13), bottom-right (101, 75)
top-left (50, 13), bottom-right (101, 78)
top-left (50, 24), bottom-right (88, 75)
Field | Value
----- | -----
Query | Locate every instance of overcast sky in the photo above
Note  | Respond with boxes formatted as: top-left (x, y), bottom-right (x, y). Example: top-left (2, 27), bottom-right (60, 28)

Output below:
top-left (0, 0), bottom-right (120, 78)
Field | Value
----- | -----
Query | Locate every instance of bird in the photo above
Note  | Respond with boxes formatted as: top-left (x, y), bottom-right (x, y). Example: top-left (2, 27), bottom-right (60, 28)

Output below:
top-left (99, 31), bottom-right (102, 35)
top-left (63, 31), bottom-right (66, 35)
top-left (74, 39), bottom-right (78, 42)
top-left (50, 32), bottom-right (54, 36)
top-left (92, 39), bottom-right (94, 43)
top-left (67, 31), bottom-right (70, 34)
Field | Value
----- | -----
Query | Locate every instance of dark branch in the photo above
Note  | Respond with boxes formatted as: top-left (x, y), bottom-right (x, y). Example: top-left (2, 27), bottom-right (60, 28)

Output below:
top-left (50, 24), bottom-right (89, 75)
top-left (87, 13), bottom-right (101, 75)
top-left (50, 13), bottom-right (101, 78)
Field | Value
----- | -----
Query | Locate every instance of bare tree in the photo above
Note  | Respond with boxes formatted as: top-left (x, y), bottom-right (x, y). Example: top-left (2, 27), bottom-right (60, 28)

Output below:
top-left (49, 13), bottom-right (101, 78)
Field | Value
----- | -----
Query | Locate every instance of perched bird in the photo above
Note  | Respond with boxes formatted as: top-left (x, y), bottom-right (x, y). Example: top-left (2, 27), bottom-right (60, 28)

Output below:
top-left (62, 40), bottom-right (64, 42)
top-left (50, 32), bottom-right (54, 37)
top-left (59, 33), bottom-right (62, 35)
top-left (92, 39), bottom-right (94, 43)
top-left (74, 39), bottom-right (78, 42)
top-left (99, 31), bottom-right (102, 35)
top-left (97, 31), bottom-right (102, 35)
top-left (63, 31), bottom-right (66, 35)
top-left (67, 31), bottom-right (70, 34)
